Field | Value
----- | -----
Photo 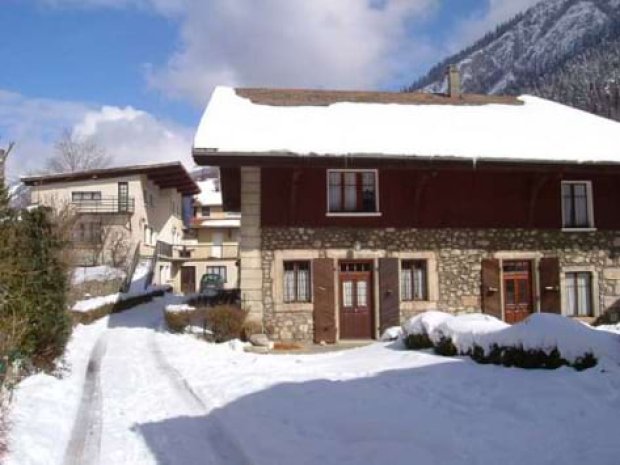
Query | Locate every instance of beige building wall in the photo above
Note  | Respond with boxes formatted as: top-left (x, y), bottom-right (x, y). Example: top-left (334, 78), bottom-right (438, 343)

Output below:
top-left (30, 174), bottom-right (185, 272)
top-left (239, 167), bottom-right (263, 321)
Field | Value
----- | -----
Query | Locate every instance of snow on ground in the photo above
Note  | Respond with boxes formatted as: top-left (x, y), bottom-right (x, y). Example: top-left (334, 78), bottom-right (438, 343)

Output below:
top-left (71, 266), bottom-right (125, 286)
top-left (7, 301), bottom-right (620, 465)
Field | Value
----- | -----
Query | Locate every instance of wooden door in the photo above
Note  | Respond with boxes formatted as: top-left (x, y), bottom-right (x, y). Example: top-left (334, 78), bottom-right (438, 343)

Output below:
top-left (339, 262), bottom-right (374, 339)
top-left (313, 258), bottom-right (337, 344)
top-left (180, 266), bottom-right (196, 295)
top-left (481, 259), bottom-right (502, 319)
top-left (379, 258), bottom-right (400, 333)
top-left (503, 260), bottom-right (534, 324)
top-left (540, 257), bottom-right (561, 313)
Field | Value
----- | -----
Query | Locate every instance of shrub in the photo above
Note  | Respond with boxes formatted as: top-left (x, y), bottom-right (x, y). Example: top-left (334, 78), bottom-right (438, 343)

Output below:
top-left (164, 310), bottom-right (193, 333)
top-left (241, 320), bottom-right (263, 342)
top-left (433, 336), bottom-right (458, 357)
top-left (404, 332), bottom-right (433, 350)
top-left (573, 352), bottom-right (597, 371)
top-left (205, 305), bottom-right (248, 342)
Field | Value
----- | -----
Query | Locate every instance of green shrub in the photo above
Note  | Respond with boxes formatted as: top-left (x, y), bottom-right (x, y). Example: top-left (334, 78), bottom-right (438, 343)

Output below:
top-left (404, 333), bottom-right (433, 350)
top-left (573, 352), bottom-right (597, 371)
top-left (433, 336), bottom-right (458, 357)
top-left (0, 201), bottom-right (71, 372)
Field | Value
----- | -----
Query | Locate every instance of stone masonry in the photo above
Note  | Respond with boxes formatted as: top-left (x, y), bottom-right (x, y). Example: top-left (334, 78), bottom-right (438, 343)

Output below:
top-left (261, 227), bottom-right (620, 341)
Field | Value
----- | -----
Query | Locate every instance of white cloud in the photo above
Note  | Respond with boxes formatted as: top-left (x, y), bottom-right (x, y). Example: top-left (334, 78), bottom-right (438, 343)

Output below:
top-left (145, 0), bottom-right (438, 105)
top-left (0, 90), bottom-right (193, 181)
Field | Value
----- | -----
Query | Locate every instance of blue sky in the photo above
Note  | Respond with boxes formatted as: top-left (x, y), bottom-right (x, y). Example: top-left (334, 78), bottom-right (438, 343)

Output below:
top-left (0, 0), bottom-right (540, 179)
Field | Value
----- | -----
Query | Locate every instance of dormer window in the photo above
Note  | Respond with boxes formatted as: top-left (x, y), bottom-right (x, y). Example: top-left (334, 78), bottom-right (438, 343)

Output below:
top-left (327, 169), bottom-right (379, 215)
top-left (562, 181), bottom-right (594, 230)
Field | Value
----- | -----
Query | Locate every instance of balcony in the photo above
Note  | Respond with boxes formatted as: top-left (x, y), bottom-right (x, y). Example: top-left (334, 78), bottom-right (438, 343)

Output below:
top-left (172, 243), bottom-right (239, 260)
top-left (71, 196), bottom-right (135, 214)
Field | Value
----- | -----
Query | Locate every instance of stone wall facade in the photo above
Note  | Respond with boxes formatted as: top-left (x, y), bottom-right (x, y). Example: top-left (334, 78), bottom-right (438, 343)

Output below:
top-left (261, 227), bottom-right (620, 341)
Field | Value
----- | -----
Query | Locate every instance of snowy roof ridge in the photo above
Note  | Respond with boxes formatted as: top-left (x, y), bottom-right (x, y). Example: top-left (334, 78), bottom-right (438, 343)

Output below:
top-left (194, 87), bottom-right (620, 165)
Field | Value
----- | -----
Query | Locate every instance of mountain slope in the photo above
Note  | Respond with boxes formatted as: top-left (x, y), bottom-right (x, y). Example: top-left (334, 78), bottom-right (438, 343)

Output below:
top-left (408, 0), bottom-right (620, 120)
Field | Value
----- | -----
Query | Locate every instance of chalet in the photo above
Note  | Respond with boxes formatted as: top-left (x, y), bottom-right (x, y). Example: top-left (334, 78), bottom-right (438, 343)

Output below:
top-left (22, 162), bottom-right (199, 290)
top-left (193, 71), bottom-right (620, 343)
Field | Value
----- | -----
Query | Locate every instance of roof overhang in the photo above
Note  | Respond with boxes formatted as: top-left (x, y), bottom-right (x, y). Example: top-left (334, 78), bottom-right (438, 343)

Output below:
top-left (193, 148), bottom-right (620, 173)
top-left (22, 162), bottom-right (200, 195)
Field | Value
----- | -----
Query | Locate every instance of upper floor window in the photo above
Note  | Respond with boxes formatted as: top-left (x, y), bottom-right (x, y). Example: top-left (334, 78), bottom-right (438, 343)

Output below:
top-left (401, 260), bottom-right (428, 301)
top-left (72, 191), bottom-right (101, 202)
top-left (562, 181), bottom-right (594, 229)
top-left (328, 170), bottom-right (378, 214)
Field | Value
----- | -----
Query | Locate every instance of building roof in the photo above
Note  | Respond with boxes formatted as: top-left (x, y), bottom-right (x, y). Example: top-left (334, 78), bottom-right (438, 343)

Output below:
top-left (193, 87), bottom-right (620, 165)
top-left (21, 161), bottom-right (200, 195)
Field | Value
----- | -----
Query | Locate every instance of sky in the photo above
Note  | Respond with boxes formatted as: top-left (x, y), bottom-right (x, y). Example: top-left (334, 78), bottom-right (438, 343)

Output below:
top-left (0, 0), bottom-right (542, 181)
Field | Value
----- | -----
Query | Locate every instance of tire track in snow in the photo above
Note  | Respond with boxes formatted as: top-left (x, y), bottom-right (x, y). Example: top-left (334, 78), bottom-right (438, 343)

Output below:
top-left (63, 333), bottom-right (108, 465)
top-left (147, 333), bottom-right (254, 465)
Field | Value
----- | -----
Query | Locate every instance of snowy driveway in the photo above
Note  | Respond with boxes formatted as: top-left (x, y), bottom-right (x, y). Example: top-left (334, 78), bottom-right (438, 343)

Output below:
top-left (8, 296), bottom-right (620, 465)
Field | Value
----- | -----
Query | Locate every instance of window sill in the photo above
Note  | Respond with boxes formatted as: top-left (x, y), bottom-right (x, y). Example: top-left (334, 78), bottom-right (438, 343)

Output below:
top-left (326, 212), bottom-right (383, 218)
top-left (561, 227), bottom-right (597, 233)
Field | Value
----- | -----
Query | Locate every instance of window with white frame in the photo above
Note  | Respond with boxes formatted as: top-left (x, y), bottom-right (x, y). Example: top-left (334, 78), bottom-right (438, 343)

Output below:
top-left (328, 170), bottom-right (378, 214)
top-left (207, 266), bottom-right (227, 283)
top-left (401, 260), bottom-right (428, 301)
top-left (562, 181), bottom-right (593, 229)
top-left (283, 261), bottom-right (311, 303)
top-left (565, 272), bottom-right (593, 317)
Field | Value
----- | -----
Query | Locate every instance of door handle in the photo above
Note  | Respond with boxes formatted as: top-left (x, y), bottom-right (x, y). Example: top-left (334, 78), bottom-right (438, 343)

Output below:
top-left (487, 287), bottom-right (499, 293)
top-left (544, 286), bottom-right (558, 291)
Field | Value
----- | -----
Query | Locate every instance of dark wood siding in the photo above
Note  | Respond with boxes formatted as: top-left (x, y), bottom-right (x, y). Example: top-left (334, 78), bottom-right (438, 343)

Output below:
top-left (261, 167), bottom-right (620, 229)
top-left (539, 257), bottom-right (561, 314)
top-left (312, 258), bottom-right (337, 343)
top-left (481, 259), bottom-right (502, 319)
top-left (379, 258), bottom-right (400, 333)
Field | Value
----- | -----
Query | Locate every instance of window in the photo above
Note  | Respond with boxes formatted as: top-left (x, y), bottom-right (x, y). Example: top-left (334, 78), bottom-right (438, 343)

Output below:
top-left (283, 261), bottom-right (311, 303)
top-left (328, 170), bottom-right (378, 214)
top-left (562, 181), bottom-right (593, 229)
top-left (201, 206), bottom-right (211, 217)
top-left (401, 260), bottom-right (428, 301)
top-left (72, 191), bottom-right (102, 201)
top-left (74, 222), bottom-right (102, 243)
top-left (207, 266), bottom-right (227, 283)
top-left (566, 272), bottom-right (593, 317)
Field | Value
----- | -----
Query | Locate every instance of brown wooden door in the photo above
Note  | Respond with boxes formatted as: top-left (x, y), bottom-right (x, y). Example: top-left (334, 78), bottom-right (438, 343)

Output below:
top-left (181, 266), bottom-right (196, 295)
top-left (540, 257), bottom-right (561, 314)
top-left (339, 262), bottom-right (374, 339)
top-left (503, 261), bottom-right (533, 324)
top-left (313, 258), bottom-right (337, 344)
top-left (481, 259), bottom-right (502, 319)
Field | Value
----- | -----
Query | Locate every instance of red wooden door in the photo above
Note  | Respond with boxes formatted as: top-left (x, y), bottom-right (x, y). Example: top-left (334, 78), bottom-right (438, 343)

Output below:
top-left (339, 262), bottom-right (374, 339)
top-left (503, 261), bottom-right (533, 324)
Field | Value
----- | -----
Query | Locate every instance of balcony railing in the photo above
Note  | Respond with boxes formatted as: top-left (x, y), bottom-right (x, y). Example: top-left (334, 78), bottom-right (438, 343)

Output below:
top-left (71, 196), bottom-right (135, 214)
top-left (172, 243), bottom-right (239, 260)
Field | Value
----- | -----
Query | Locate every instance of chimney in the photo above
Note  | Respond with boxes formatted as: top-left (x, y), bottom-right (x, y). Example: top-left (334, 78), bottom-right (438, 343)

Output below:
top-left (447, 64), bottom-right (461, 98)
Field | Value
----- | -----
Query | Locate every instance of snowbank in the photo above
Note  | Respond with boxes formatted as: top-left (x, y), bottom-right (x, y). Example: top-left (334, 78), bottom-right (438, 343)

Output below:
top-left (380, 326), bottom-right (403, 341)
top-left (403, 312), bottom-right (620, 367)
top-left (164, 304), bottom-right (196, 314)
top-left (72, 266), bottom-right (125, 285)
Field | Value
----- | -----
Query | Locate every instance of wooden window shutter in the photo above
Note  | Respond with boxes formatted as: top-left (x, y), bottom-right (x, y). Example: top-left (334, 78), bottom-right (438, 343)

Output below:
top-left (481, 259), bottom-right (502, 320)
top-left (312, 258), bottom-right (337, 343)
top-left (379, 258), bottom-right (400, 333)
top-left (540, 257), bottom-right (561, 314)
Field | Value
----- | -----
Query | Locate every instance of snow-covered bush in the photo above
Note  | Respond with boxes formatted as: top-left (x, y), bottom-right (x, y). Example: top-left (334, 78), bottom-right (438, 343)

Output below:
top-left (402, 311), bottom-right (619, 371)
top-left (380, 326), bottom-right (403, 342)
top-left (164, 304), bottom-right (200, 333)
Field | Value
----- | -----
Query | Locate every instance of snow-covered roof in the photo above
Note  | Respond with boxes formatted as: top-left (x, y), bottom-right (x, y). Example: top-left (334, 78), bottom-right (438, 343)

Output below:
top-left (195, 178), bottom-right (222, 206)
top-left (194, 87), bottom-right (620, 164)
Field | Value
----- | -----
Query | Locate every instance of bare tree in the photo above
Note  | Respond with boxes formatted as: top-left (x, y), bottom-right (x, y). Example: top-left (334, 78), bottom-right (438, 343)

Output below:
top-left (0, 142), bottom-right (14, 189)
top-left (46, 129), bottom-right (112, 174)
